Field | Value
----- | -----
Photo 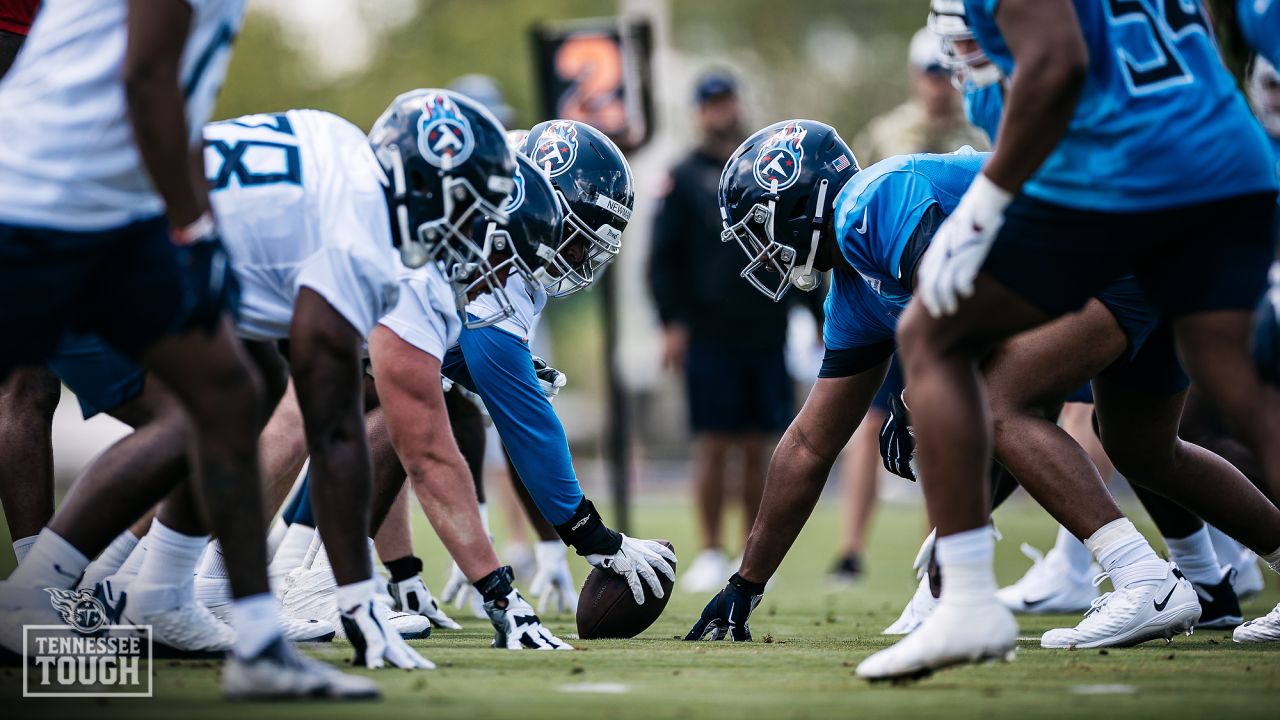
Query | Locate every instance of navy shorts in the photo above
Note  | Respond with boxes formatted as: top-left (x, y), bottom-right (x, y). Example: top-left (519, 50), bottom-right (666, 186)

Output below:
top-left (870, 353), bottom-right (905, 412)
top-left (0, 215), bottom-right (184, 378)
top-left (983, 192), bottom-right (1278, 320)
top-left (685, 342), bottom-right (793, 434)
top-left (48, 332), bottom-right (147, 419)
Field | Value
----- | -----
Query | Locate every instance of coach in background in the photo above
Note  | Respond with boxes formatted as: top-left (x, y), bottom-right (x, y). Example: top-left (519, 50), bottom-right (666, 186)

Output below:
top-left (648, 71), bottom-right (821, 593)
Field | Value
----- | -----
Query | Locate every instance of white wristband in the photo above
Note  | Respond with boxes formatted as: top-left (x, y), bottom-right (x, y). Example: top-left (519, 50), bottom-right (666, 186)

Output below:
top-left (172, 211), bottom-right (215, 246)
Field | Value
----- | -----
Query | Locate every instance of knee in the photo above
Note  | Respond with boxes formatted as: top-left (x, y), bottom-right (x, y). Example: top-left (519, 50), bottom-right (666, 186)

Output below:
top-left (0, 367), bottom-right (62, 420)
top-left (188, 358), bottom-right (265, 438)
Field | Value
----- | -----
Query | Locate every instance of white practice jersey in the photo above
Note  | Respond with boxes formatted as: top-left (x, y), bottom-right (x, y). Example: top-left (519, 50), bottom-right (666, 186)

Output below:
top-left (378, 263), bottom-right (464, 362)
top-left (204, 110), bottom-right (401, 342)
top-left (0, 0), bottom-right (244, 230)
top-left (465, 273), bottom-right (546, 342)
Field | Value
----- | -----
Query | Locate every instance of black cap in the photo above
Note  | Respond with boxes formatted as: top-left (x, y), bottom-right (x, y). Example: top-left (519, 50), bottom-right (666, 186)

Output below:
top-left (695, 71), bottom-right (737, 104)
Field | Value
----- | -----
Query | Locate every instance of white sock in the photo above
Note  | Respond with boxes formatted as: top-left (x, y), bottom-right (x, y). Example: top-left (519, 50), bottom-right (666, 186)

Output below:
top-left (81, 531), bottom-right (140, 588)
top-left (109, 534), bottom-right (150, 588)
top-left (9, 528), bottom-right (89, 589)
top-left (1206, 524), bottom-right (1252, 570)
top-left (231, 592), bottom-right (283, 660)
top-left (269, 523), bottom-right (316, 578)
top-left (1049, 525), bottom-right (1094, 581)
top-left (335, 577), bottom-right (375, 615)
top-left (132, 520), bottom-right (208, 590)
top-left (935, 526), bottom-right (997, 604)
top-left (196, 540), bottom-right (228, 579)
top-left (1085, 518), bottom-right (1165, 590)
top-left (266, 519), bottom-right (288, 560)
top-left (12, 534), bottom-right (38, 565)
top-left (1262, 546), bottom-right (1280, 575)
top-left (1164, 525), bottom-right (1223, 586)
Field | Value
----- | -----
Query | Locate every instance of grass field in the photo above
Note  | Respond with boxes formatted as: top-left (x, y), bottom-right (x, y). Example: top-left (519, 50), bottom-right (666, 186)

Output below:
top-left (2, 495), bottom-right (1277, 719)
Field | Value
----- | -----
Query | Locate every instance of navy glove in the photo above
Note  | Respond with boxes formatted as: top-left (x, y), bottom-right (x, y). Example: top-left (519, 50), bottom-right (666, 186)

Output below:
top-left (174, 223), bottom-right (240, 335)
top-left (1252, 262), bottom-right (1280, 386)
top-left (878, 390), bottom-right (917, 481)
top-left (684, 573), bottom-right (765, 642)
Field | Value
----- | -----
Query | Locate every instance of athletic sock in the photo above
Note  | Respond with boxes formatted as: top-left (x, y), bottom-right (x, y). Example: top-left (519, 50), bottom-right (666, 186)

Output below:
top-left (231, 592), bottom-right (283, 660)
top-left (269, 523), bottom-right (316, 578)
top-left (1085, 518), bottom-right (1166, 590)
top-left (81, 530), bottom-right (140, 588)
top-left (935, 526), bottom-right (997, 604)
top-left (12, 535), bottom-right (37, 565)
top-left (131, 520), bottom-right (208, 592)
top-left (384, 555), bottom-right (423, 584)
top-left (1049, 524), bottom-right (1095, 581)
top-left (9, 528), bottom-right (89, 589)
top-left (335, 577), bottom-right (375, 615)
top-left (110, 534), bottom-right (150, 588)
top-left (266, 518), bottom-right (288, 560)
top-left (196, 540), bottom-right (228, 580)
top-left (1163, 525), bottom-right (1223, 586)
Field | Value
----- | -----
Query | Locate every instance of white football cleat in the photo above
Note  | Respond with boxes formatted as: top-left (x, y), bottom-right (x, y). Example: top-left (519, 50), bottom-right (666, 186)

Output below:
top-left (1040, 564), bottom-right (1200, 649)
top-left (388, 576), bottom-right (462, 630)
top-left (883, 575), bottom-right (938, 635)
top-left (197, 575), bottom-right (335, 642)
top-left (1233, 603), bottom-right (1280, 643)
top-left (0, 582), bottom-right (67, 660)
top-left (122, 584), bottom-right (236, 657)
top-left (223, 635), bottom-right (379, 700)
top-left (282, 565), bottom-right (430, 640)
top-left (680, 549), bottom-right (730, 593)
top-left (997, 543), bottom-right (1098, 614)
top-left (857, 599), bottom-right (1018, 682)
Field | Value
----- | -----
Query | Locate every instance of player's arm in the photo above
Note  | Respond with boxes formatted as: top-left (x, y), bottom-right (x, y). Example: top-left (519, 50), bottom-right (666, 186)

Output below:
top-left (981, 0), bottom-right (1087, 192)
top-left (123, 0), bottom-right (205, 228)
top-left (685, 354), bottom-right (889, 641)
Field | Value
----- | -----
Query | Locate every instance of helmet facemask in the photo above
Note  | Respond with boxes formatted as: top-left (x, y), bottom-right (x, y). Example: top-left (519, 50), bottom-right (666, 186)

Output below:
top-left (530, 187), bottom-right (622, 298)
top-left (455, 220), bottom-right (524, 329)
top-left (928, 1), bottom-right (999, 90)
top-left (721, 179), bottom-right (828, 302)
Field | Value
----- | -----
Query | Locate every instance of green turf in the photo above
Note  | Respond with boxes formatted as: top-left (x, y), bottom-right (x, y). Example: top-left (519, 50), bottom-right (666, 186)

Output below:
top-left (2, 496), bottom-right (1277, 719)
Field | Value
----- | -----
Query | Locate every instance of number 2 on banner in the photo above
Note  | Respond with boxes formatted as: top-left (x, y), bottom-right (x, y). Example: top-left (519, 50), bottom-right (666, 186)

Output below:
top-left (555, 34), bottom-right (627, 134)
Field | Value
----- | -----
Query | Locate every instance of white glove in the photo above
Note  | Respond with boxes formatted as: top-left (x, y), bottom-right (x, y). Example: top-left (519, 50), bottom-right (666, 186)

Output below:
top-left (340, 599), bottom-right (436, 669)
top-left (531, 356), bottom-right (566, 400)
top-left (528, 540), bottom-right (578, 614)
top-left (483, 588), bottom-right (573, 650)
top-left (585, 535), bottom-right (677, 605)
top-left (388, 575), bottom-right (463, 630)
top-left (916, 173), bottom-right (1013, 317)
top-left (441, 560), bottom-right (488, 619)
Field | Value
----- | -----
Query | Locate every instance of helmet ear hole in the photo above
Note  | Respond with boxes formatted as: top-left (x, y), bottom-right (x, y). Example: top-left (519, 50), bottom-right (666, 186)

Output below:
top-left (409, 169), bottom-right (432, 195)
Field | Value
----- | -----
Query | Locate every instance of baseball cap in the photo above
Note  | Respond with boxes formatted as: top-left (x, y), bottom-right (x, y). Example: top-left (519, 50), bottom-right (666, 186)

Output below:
top-left (694, 71), bottom-right (737, 104)
top-left (908, 27), bottom-right (949, 76)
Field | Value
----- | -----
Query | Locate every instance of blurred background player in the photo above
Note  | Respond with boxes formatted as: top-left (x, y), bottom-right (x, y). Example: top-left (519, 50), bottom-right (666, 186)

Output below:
top-left (649, 71), bottom-right (821, 592)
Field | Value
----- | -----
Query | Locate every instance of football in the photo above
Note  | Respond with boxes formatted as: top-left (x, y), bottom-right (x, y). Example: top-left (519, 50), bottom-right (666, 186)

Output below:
top-left (575, 540), bottom-right (676, 639)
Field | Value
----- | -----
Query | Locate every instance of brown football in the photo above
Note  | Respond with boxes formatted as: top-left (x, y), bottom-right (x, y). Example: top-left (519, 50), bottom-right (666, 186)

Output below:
top-left (575, 540), bottom-right (676, 639)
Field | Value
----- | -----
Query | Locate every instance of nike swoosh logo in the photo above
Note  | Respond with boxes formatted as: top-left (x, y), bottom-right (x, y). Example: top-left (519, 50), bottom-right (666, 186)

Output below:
top-left (1153, 586), bottom-right (1177, 612)
top-left (855, 208), bottom-right (869, 234)
top-left (1022, 595), bottom-right (1053, 609)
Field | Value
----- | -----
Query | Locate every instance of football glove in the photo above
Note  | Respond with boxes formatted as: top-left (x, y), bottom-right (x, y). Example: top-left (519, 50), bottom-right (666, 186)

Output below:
top-left (585, 535), bottom-right (677, 605)
top-left (684, 573), bottom-right (766, 642)
top-left (483, 588), bottom-right (573, 650)
top-left (441, 560), bottom-right (488, 619)
top-left (172, 213), bottom-right (241, 334)
top-left (1252, 261), bottom-right (1280, 386)
top-left (528, 540), bottom-right (578, 614)
top-left (532, 356), bottom-right (567, 400)
top-left (917, 173), bottom-right (1012, 317)
top-left (878, 390), bottom-right (918, 481)
top-left (387, 575), bottom-right (462, 630)
top-left (340, 598), bottom-right (435, 670)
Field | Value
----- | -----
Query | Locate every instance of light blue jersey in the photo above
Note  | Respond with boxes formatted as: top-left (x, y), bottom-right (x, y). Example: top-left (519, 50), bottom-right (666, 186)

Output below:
top-left (965, 0), bottom-right (1277, 211)
top-left (830, 149), bottom-right (987, 308)
top-left (822, 268), bottom-right (900, 351)
top-left (962, 81), bottom-right (1004, 143)
top-left (1241, 0), bottom-right (1280, 67)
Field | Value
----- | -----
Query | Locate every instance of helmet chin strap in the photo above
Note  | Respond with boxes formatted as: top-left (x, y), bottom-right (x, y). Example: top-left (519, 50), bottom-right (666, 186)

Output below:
top-left (788, 178), bottom-right (828, 292)
top-left (382, 145), bottom-right (430, 268)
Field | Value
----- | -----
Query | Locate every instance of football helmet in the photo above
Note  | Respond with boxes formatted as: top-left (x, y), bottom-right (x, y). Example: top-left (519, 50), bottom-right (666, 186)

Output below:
top-left (719, 120), bottom-right (859, 302)
top-left (460, 153), bottom-right (566, 325)
top-left (518, 120), bottom-right (635, 297)
top-left (369, 89), bottom-right (516, 276)
top-left (1248, 56), bottom-right (1280, 136)
top-left (928, 0), bottom-right (1001, 89)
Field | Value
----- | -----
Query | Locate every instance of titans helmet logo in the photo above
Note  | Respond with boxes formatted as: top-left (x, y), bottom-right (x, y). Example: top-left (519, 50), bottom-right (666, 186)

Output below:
top-left (753, 122), bottom-right (807, 191)
top-left (531, 121), bottom-right (578, 178)
top-left (418, 93), bottom-right (475, 169)
top-left (504, 164), bottom-right (527, 214)
top-left (46, 587), bottom-right (107, 634)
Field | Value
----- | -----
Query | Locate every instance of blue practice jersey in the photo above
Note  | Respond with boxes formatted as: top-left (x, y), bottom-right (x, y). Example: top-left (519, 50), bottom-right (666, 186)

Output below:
top-left (963, 81), bottom-right (1004, 144)
top-left (1241, 0), bottom-right (1280, 68)
top-left (964, 0), bottom-right (1277, 211)
top-left (831, 149), bottom-right (988, 309)
top-left (822, 268), bottom-right (901, 351)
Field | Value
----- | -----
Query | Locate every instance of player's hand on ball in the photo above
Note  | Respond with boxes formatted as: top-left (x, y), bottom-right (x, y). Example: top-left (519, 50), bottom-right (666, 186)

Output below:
top-left (1252, 261), bottom-right (1280, 385)
top-left (585, 535), bottom-right (677, 605)
top-left (529, 540), bottom-right (578, 614)
top-left (917, 173), bottom-right (1012, 317)
top-left (878, 390), bottom-right (918, 481)
top-left (340, 599), bottom-right (436, 670)
top-left (388, 575), bottom-right (463, 630)
top-left (483, 589), bottom-right (573, 650)
top-left (684, 573), bottom-right (766, 642)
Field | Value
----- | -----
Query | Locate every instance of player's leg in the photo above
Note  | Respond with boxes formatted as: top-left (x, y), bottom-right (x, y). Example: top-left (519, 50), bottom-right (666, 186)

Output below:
top-left (0, 366), bottom-right (60, 560)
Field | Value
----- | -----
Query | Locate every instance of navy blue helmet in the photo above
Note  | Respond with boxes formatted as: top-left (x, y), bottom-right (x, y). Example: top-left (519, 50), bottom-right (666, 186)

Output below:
top-left (518, 120), bottom-right (634, 297)
top-left (719, 120), bottom-right (859, 301)
top-left (369, 89), bottom-right (515, 275)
